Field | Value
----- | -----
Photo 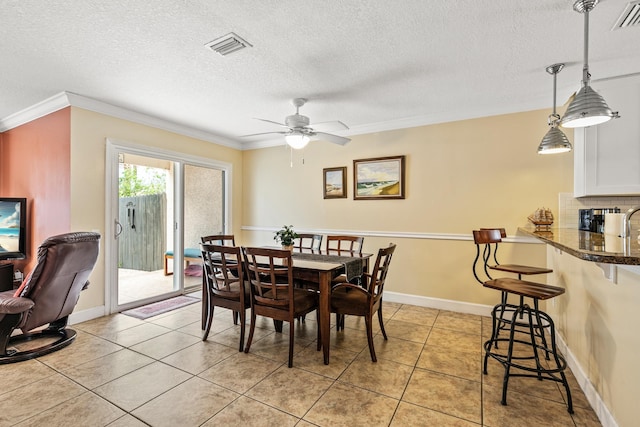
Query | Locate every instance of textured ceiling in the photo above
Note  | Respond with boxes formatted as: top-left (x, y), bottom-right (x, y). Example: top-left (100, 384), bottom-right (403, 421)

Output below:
top-left (1, 0), bottom-right (638, 148)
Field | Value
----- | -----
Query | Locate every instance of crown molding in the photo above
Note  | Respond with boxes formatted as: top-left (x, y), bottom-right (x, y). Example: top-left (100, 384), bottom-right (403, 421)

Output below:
top-left (0, 92), bottom-right (70, 132)
top-left (0, 91), bottom-right (243, 150)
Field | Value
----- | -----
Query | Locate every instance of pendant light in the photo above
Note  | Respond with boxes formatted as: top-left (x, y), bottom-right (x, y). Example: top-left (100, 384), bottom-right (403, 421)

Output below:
top-left (561, 0), bottom-right (619, 128)
top-left (538, 64), bottom-right (572, 154)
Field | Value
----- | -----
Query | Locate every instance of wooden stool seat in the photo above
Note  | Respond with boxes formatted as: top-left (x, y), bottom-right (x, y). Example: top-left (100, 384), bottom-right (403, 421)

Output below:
top-left (488, 264), bottom-right (553, 276)
top-left (482, 277), bottom-right (564, 300)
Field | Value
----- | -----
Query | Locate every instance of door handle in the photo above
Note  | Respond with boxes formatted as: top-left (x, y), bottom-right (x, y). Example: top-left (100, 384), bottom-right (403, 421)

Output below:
top-left (115, 219), bottom-right (123, 238)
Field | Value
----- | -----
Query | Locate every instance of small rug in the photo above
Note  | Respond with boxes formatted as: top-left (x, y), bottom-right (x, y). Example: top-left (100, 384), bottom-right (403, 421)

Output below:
top-left (122, 295), bottom-right (199, 320)
top-left (184, 263), bottom-right (202, 277)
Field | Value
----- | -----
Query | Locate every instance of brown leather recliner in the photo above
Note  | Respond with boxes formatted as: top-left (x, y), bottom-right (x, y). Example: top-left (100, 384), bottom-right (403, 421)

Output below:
top-left (0, 232), bottom-right (100, 364)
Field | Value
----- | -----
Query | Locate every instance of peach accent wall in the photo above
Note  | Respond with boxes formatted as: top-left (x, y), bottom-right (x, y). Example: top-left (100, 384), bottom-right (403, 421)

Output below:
top-left (0, 108), bottom-right (71, 273)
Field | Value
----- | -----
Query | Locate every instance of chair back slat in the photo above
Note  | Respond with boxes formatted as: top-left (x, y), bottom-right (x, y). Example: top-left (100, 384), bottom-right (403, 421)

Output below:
top-left (326, 235), bottom-right (364, 254)
top-left (200, 243), bottom-right (243, 298)
top-left (243, 247), bottom-right (293, 309)
top-left (201, 234), bottom-right (236, 246)
top-left (480, 227), bottom-right (507, 265)
top-left (294, 233), bottom-right (323, 251)
top-left (472, 229), bottom-right (503, 284)
top-left (368, 244), bottom-right (396, 301)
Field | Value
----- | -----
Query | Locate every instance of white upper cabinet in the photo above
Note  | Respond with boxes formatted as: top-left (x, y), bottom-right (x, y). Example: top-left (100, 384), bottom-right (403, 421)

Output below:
top-left (574, 73), bottom-right (640, 197)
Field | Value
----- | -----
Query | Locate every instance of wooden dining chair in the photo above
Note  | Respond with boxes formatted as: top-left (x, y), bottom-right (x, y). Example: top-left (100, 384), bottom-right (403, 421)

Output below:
top-left (330, 243), bottom-right (396, 362)
top-left (294, 233), bottom-right (323, 251)
top-left (325, 235), bottom-right (364, 254)
top-left (242, 246), bottom-right (319, 368)
top-left (201, 234), bottom-right (236, 246)
top-left (292, 234), bottom-right (323, 298)
top-left (326, 234), bottom-right (364, 277)
top-left (200, 234), bottom-right (237, 329)
top-left (200, 243), bottom-right (249, 351)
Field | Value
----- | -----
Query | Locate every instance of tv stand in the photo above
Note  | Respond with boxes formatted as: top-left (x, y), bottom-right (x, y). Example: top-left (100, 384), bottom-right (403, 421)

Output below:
top-left (0, 263), bottom-right (14, 292)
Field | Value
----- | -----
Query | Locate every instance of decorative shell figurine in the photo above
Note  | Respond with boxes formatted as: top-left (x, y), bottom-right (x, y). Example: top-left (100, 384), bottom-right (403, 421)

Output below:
top-left (528, 207), bottom-right (554, 230)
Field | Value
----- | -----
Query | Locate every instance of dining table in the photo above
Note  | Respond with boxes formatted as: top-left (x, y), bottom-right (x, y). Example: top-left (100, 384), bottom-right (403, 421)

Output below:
top-left (201, 246), bottom-right (372, 364)
top-left (287, 248), bottom-right (372, 364)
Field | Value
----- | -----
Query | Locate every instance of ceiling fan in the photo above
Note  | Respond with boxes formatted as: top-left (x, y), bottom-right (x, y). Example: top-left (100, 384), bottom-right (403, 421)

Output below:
top-left (242, 98), bottom-right (351, 149)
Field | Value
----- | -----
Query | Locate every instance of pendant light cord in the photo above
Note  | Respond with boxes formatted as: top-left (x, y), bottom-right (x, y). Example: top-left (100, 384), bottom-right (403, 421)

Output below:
top-left (582, 9), bottom-right (590, 85)
top-left (552, 69), bottom-right (558, 117)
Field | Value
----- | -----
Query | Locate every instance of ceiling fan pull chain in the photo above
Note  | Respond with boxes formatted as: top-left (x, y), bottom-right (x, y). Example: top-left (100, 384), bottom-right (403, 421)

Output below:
top-left (290, 146), bottom-right (293, 168)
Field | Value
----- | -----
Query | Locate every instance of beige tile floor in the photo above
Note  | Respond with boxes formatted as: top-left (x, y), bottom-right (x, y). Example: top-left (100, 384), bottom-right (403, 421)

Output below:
top-left (118, 268), bottom-right (202, 305)
top-left (0, 301), bottom-right (602, 427)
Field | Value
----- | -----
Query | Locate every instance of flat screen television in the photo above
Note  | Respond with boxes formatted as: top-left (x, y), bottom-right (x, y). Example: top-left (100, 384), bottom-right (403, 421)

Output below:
top-left (0, 197), bottom-right (27, 260)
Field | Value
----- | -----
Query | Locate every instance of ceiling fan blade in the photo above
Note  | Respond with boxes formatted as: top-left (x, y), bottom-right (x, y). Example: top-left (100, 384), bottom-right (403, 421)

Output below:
top-left (309, 120), bottom-right (349, 132)
top-left (312, 132), bottom-right (351, 146)
top-left (255, 118), bottom-right (289, 128)
top-left (240, 131), bottom-right (287, 138)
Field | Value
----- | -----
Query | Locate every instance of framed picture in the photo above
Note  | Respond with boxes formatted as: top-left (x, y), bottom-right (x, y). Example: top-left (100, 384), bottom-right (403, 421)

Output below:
top-left (353, 155), bottom-right (405, 200)
top-left (323, 167), bottom-right (347, 199)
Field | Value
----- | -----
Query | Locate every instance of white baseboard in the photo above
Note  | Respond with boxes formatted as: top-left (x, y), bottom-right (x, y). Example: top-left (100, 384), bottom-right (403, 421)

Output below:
top-left (69, 305), bottom-right (106, 325)
top-left (555, 334), bottom-right (618, 427)
top-left (384, 291), bottom-right (493, 317)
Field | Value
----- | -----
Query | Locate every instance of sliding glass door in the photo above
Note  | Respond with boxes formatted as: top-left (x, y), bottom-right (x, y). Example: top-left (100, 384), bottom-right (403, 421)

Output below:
top-left (106, 140), bottom-right (230, 313)
top-left (116, 153), bottom-right (174, 306)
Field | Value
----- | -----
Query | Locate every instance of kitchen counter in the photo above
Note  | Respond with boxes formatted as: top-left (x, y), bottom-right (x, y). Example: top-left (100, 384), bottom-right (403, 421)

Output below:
top-left (518, 226), bottom-right (640, 265)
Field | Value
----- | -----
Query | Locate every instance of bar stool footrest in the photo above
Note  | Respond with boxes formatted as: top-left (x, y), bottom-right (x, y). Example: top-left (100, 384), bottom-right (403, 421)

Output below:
top-left (484, 339), bottom-right (568, 375)
top-left (484, 302), bottom-right (573, 414)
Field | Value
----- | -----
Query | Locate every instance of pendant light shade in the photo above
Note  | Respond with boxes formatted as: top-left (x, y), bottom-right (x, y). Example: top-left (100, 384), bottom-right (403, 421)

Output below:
top-left (561, 0), bottom-right (619, 128)
top-left (539, 127), bottom-right (572, 154)
top-left (538, 63), bottom-right (572, 155)
top-left (561, 84), bottom-right (618, 128)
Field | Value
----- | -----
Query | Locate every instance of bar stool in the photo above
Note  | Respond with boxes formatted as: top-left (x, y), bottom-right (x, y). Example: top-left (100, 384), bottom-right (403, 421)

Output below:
top-left (472, 229), bottom-right (573, 413)
top-left (475, 228), bottom-right (552, 344)
top-left (481, 227), bottom-right (552, 279)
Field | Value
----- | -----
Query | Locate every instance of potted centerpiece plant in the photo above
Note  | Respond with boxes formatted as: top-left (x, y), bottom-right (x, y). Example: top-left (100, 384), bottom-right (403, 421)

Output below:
top-left (274, 225), bottom-right (298, 251)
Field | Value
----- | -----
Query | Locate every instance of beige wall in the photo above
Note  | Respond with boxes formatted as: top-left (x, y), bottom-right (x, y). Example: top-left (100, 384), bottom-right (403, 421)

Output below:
top-left (69, 107), bottom-right (243, 311)
top-left (242, 109), bottom-right (574, 306)
top-left (547, 250), bottom-right (639, 427)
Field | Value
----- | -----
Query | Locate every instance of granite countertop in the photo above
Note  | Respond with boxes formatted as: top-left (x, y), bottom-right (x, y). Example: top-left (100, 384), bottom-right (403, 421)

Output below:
top-left (518, 226), bottom-right (640, 265)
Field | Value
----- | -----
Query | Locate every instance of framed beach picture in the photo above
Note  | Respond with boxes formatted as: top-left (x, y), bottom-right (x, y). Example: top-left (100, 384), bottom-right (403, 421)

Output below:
top-left (323, 167), bottom-right (347, 199)
top-left (353, 155), bottom-right (405, 200)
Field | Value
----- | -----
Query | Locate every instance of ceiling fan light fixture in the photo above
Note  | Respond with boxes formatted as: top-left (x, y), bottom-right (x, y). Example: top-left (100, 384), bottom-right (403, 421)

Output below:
top-left (285, 131), bottom-right (310, 149)
top-left (561, 0), bottom-right (619, 128)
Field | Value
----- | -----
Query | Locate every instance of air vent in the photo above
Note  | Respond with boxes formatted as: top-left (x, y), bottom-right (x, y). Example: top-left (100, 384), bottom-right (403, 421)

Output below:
top-left (612, 1), bottom-right (640, 30)
top-left (205, 32), bottom-right (252, 56)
